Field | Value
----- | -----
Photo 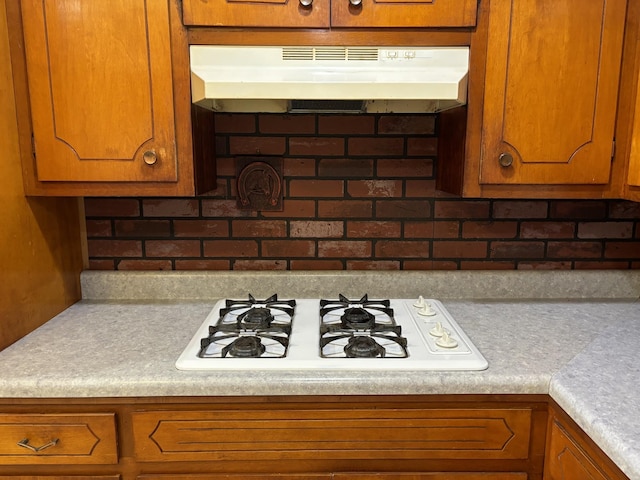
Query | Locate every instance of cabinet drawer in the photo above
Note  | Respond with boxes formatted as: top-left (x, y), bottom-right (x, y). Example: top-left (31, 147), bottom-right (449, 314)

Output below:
top-left (133, 408), bottom-right (531, 462)
top-left (0, 413), bottom-right (118, 465)
top-left (182, 0), bottom-right (330, 28)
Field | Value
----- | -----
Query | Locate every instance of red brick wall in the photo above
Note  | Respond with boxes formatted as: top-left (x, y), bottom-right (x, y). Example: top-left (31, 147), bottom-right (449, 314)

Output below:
top-left (85, 113), bottom-right (640, 271)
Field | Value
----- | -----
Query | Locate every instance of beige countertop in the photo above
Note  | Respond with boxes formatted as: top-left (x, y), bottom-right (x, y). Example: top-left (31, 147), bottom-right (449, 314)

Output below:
top-left (0, 270), bottom-right (638, 477)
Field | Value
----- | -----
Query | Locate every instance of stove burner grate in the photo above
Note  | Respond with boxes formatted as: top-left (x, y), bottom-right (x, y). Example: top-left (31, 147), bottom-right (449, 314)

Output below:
top-left (319, 294), bottom-right (408, 359)
top-left (198, 294), bottom-right (294, 359)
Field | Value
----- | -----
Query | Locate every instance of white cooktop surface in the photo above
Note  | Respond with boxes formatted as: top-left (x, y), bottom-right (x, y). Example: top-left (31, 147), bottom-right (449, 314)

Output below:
top-left (176, 298), bottom-right (488, 371)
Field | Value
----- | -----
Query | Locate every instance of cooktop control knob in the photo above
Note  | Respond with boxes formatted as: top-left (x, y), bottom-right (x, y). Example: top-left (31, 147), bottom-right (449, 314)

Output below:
top-left (436, 331), bottom-right (458, 349)
top-left (413, 295), bottom-right (427, 308)
top-left (418, 303), bottom-right (436, 316)
top-left (429, 321), bottom-right (449, 337)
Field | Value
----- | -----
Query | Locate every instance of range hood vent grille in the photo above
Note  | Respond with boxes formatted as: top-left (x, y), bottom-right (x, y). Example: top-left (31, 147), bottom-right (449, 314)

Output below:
top-left (282, 46), bottom-right (379, 62)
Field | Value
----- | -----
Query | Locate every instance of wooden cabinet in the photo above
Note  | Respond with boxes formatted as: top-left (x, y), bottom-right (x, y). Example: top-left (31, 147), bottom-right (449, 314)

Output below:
top-left (129, 396), bottom-right (545, 478)
top-left (9, 0), bottom-right (214, 196)
top-left (139, 476), bottom-right (331, 479)
top-left (132, 406), bottom-right (533, 463)
top-left (140, 475), bottom-right (524, 479)
top-left (438, 0), bottom-right (628, 198)
top-left (0, 477), bottom-right (119, 480)
top-left (618, 0), bottom-right (640, 202)
top-left (0, 395), bottom-right (630, 480)
top-left (0, 413), bottom-right (117, 465)
top-left (182, 0), bottom-right (477, 28)
top-left (544, 403), bottom-right (629, 480)
top-left (334, 475), bottom-right (526, 479)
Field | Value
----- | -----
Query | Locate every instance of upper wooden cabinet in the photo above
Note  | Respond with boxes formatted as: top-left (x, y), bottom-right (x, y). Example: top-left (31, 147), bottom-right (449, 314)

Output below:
top-left (438, 0), bottom-right (629, 199)
top-left (629, 84), bottom-right (640, 199)
top-left (479, 0), bottom-right (625, 186)
top-left (622, 0), bottom-right (640, 202)
top-left (11, 0), bottom-right (213, 196)
top-left (182, 0), bottom-right (477, 28)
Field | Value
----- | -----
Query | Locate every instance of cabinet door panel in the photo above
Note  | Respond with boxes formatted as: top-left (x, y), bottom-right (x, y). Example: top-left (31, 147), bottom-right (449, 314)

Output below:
top-left (330, 0), bottom-right (477, 28)
top-left (139, 476), bottom-right (330, 479)
top-left (132, 408), bottom-right (532, 462)
top-left (546, 420), bottom-right (610, 480)
top-left (480, 0), bottom-right (625, 185)
top-left (628, 69), bottom-right (640, 187)
top-left (334, 475), bottom-right (527, 479)
top-left (182, 0), bottom-right (330, 27)
top-left (21, 0), bottom-right (178, 182)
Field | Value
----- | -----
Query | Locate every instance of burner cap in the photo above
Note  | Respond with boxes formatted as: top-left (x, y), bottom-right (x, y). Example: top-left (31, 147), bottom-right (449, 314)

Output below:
top-left (239, 307), bottom-right (274, 329)
top-left (224, 336), bottom-right (266, 358)
top-left (344, 336), bottom-right (386, 358)
top-left (341, 307), bottom-right (375, 330)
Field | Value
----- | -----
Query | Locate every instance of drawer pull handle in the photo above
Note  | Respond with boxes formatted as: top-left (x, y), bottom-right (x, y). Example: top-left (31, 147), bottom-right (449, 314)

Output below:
top-left (17, 438), bottom-right (59, 453)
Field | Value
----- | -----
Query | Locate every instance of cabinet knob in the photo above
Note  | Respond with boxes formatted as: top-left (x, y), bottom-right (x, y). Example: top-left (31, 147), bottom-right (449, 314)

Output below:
top-left (143, 150), bottom-right (157, 166)
top-left (349, 0), bottom-right (362, 6)
top-left (299, 0), bottom-right (313, 7)
top-left (499, 152), bottom-right (514, 168)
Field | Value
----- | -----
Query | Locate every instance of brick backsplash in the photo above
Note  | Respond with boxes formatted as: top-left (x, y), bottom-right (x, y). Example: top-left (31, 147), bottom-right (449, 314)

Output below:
top-left (85, 113), bottom-right (640, 271)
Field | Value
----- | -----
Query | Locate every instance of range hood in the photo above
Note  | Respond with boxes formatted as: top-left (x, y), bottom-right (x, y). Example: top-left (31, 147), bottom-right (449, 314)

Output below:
top-left (190, 45), bottom-right (469, 114)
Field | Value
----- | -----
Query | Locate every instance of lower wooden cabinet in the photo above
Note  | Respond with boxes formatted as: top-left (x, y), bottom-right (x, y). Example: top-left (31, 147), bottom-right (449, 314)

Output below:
top-left (139, 474), bottom-right (526, 479)
top-left (0, 477), bottom-right (119, 480)
top-left (334, 475), bottom-right (526, 479)
top-left (0, 396), bottom-right (628, 480)
top-left (0, 414), bottom-right (117, 465)
top-left (544, 403), bottom-right (629, 480)
top-left (132, 407), bottom-right (532, 463)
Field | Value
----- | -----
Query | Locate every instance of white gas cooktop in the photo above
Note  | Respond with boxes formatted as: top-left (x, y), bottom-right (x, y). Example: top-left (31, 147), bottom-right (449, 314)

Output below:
top-left (176, 297), bottom-right (487, 371)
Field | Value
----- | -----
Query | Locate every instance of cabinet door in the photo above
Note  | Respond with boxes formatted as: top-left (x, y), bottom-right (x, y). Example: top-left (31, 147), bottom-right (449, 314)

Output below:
top-left (480, 0), bottom-right (626, 185)
top-left (182, 0), bottom-right (330, 27)
top-left (132, 408), bottom-right (532, 463)
top-left (546, 419), bottom-right (623, 480)
top-left (333, 474), bottom-right (526, 479)
top-left (330, 0), bottom-right (477, 28)
top-left (138, 476), bottom-right (331, 479)
top-left (21, 0), bottom-right (178, 183)
top-left (627, 65), bottom-right (640, 189)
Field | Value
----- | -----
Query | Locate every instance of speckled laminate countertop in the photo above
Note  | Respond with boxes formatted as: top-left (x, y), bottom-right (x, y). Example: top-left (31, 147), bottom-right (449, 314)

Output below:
top-left (0, 271), bottom-right (639, 477)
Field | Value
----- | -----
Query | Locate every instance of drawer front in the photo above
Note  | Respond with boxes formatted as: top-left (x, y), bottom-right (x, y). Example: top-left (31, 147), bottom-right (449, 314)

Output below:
top-left (0, 477), bottom-right (120, 479)
top-left (133, 408), bottom-right (531, 462)
top-left (182, 0), bottom-right (330, 28)
top-left (330, 0), bottom-right (478, 28)
top-left (0, 414), bottom-right (118, 465)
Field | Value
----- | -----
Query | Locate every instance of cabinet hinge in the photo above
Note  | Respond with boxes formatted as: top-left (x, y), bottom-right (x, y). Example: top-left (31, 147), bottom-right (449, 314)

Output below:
top-left (611, 139), bottom-right (616, 161)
